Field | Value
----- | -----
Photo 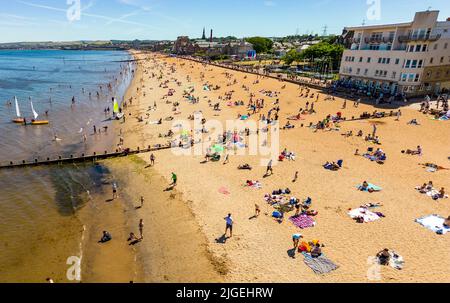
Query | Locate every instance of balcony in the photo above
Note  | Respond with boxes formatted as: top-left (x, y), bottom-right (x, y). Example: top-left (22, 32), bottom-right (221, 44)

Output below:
top-left (398, 34), bottom-right (441, 43)
top-left (364, 37), bottom-right (383, 43)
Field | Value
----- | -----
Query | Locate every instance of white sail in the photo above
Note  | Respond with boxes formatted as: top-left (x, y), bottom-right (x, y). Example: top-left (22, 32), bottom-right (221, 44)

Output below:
top-left (14, 96), bottom-right (21, 118)
top-left (30, 100), bottom-right (38, 120)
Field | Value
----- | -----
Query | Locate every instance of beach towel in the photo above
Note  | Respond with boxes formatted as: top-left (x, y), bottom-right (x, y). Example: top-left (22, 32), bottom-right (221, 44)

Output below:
top-left (348, 208), bottom-right (382, 223)
top-left (290, 214), bottom-right (315, 229)
top-left (357, 183), bottom-right (382, 192)
top-left (389, 251), bottom-right (405, 270)
top-left (245, 181), bottom-right (262, 189)
top-left (416, 215), bottom-right (450, 235)
top-left (218, 187), bottom-right (230, 195)
top-left (303, 253), bottom-right (339, 274)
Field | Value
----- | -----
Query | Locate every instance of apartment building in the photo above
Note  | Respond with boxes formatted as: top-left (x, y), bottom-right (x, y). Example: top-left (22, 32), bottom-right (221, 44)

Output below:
top-left (339, 10), bottom-right (450, 97)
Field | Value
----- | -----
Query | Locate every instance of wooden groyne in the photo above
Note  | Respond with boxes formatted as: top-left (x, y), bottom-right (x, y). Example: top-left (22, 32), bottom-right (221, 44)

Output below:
top-left (0, 144), bottom-right (172, 170)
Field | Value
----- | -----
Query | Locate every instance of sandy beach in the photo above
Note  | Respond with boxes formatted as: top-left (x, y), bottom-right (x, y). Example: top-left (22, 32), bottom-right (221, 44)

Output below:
top-left (110, 50), bottom-right (450, 283)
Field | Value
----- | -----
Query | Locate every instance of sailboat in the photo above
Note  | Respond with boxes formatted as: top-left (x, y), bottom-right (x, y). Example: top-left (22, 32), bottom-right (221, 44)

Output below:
top-left (12, 96), bottom-right (25, 124)
top-left (113, 97), bottom-right (124, 120)
top-left (30, 98), bottom-right (49, 125)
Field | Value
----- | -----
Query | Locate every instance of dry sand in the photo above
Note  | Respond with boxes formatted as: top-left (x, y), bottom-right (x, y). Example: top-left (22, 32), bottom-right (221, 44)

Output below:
top-left (117, 50), bottom-right (450, 283)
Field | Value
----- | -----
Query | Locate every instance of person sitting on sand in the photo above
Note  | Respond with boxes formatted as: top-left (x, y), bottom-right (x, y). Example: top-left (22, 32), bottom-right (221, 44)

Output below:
top-left (377, 248), bottom-right (390, 266)
top-left (444, 216), bottom-right (450, 228)
top-left (360, 181), bottom-right (369, 191)
top-left (100, 231), bottom-right (112, 243)
top-left (438, 187), bottom-right (446, 199)
top-left (311, 243), bottom-right (322, 258)
top-left (128, 233), bottom-right (140, 243)
top-left (238, 164), bottom-right (252, 170)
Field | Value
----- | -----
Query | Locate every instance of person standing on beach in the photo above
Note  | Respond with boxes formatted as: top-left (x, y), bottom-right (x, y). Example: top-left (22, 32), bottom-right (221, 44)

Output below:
top-left (139, 219), bottom-right (144, 240)
top-left (396, 110), bottom-right (402, 121)
top-left (112, 182), bottom-right (118, 200)
top-left (225, 214), bottom-right (233, 238)
top-left (266, 159), bottom-right (273, 176)
top-left (140, 196), bottom-right (144, 208)
top-left (255, 204), bottom-right (261, 217)
top-left (372, 124), bottom-right (377, 138)
top-left (171, 172), bottom-right (177, 186)
top-left (292, 234), bottom-right (303, 252)
top-left (150, 154), bottom-right (155, 166)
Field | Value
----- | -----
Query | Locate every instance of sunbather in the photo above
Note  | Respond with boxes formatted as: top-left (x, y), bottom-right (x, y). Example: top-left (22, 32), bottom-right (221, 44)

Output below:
top-left (238, 164), bottom-right (252, 170)
top-left (377, 248), bottom-right (390, 266)
top-left (444, 216), bottom-right (450, 228)
top-left (311, 243), bottom-right (322, 258)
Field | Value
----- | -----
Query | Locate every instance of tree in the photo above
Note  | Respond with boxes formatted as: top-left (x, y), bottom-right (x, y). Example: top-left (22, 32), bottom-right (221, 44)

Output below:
top-left (300, 42), bottom-right (344, 71)
top-left (282, 49), bottom-right (302, 65)
top-left (245, 37), bottom-right (273, 54)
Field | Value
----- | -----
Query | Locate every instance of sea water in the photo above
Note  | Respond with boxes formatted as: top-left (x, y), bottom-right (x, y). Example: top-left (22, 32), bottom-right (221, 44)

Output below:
top-left (0, 50), bottom-right (133, 282)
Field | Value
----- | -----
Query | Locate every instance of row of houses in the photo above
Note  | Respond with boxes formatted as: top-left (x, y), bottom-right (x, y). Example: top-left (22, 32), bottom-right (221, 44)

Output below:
top-left (172, 36), bottom-right (255, 59)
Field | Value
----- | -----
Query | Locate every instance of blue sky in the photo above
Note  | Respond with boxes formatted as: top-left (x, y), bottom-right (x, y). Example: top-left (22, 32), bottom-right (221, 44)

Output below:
top-left (0, 0), bottom-right (449, 42)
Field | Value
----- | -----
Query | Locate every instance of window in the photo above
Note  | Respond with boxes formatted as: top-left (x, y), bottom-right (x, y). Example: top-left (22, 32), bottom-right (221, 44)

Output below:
top-left (408, 45), bottom-right (414, 52)
top-left (375, 70), bottom-right (379, 76)
top-left (367, 57), bottom-right (371, 63)
top-left (392, 71), bottom-right (397, 79)
top-left (408, 74), bottom-right (414, 82)
top-left (356, 68), bottom-right (361, 75)
top-left (440, 57), bottom-right (444, 63)
top-left (359, 57), bottom-right (363, 62)
top-left (430, 58), bottom-right (434, 64)
top-left (415, 45), bottom-right (421, 52)
top-left (382, 58), bottom-right (386, 64)
top-left (378, 58), bottom-right (382, 64)
top-left (445, 43), bottom-right (448, 49)
top-left (395, 58), bottom-right (400, 64)
top-left (364, 69), bottom-right (368, 76)
top-left (411, 60), bottom-right (417, 68)
top-left (383, 71), bottom-right (387, 77)
top-left (401, 73), bottom-right (407, 81)
top-left (386, 58), bottom-right (390, 64)
top-left (414, 74), bottom-right (420, 82)
top-left (434, 44), bottom-right (438, 50)
top-left (418, 60), bottom-right (423, 68)
top-left (405, 60), bottom-right (411, 68)
top-left (422, 45), bottom-right (427, 52)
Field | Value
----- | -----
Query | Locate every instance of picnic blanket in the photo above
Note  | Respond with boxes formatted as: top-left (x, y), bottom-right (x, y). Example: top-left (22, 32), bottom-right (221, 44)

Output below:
top-left (348, 208), bottom-right (382, 223)
top-left (290, 214), bottom-right (316, 229)
top-left (302, 253), bottom-right (339, 274)
top-left (357, 183), bottom-right (382, 192)
top-left (416, 215), bottom-right (450, 235)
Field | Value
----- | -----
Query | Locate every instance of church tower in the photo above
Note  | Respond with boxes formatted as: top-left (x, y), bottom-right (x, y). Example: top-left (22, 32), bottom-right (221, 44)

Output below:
top-left (202, 27), bottom-right (206, 40)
